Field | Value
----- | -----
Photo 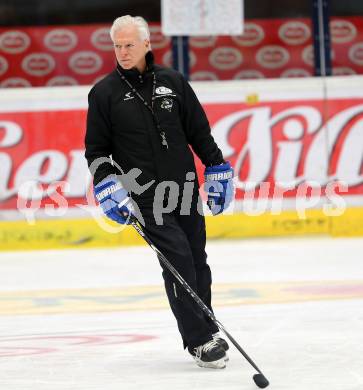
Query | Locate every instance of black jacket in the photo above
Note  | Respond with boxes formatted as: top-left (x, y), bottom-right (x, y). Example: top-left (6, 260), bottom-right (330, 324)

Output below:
top-left (85, 51), bottom-right (223, 203)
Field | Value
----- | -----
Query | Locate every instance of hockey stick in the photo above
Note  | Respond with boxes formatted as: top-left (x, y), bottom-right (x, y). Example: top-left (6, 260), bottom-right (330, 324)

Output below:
top-left (129, 216), bottom-right (269, 388)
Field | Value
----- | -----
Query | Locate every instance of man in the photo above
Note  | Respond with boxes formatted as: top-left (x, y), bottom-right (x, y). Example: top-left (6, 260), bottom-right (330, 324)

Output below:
top-left (85, 15), bottom-right (234, 369)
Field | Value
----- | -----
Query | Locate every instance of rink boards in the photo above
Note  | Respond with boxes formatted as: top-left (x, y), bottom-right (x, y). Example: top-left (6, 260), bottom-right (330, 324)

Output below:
top-left (0, 76), bottom-right (363, 250)
top-left (1, 208), bottom-right (363, 250)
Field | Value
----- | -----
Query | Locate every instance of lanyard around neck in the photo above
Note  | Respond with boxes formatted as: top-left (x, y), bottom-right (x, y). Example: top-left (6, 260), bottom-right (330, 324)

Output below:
top-left (116, 68), bottom-right (168, 150)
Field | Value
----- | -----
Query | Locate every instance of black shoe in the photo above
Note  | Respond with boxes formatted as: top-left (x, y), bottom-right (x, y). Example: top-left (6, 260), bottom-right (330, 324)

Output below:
top-left (189, 338), bottom-right (226, 369)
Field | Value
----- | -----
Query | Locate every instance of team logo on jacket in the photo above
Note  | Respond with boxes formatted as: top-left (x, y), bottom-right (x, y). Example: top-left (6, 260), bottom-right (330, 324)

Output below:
top-left (123, 92), bottom-right (134, 101)
top-left (160, 97), bottom-right (173, 112)
top-left (155, 86), bottom-right (173, 95)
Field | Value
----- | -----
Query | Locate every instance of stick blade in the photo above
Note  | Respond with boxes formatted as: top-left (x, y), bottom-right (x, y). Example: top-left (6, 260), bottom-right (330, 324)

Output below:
top-left (253, 373), bottom-right (269, 388)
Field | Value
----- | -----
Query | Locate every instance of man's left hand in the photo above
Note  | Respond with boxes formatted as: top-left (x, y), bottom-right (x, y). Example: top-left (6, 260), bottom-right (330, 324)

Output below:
top-left (204, 162), bottom-right (234, 215)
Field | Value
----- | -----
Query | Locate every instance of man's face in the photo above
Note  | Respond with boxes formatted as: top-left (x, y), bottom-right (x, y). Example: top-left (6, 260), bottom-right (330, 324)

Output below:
top-left (113, 25), bottom-right (149, 71)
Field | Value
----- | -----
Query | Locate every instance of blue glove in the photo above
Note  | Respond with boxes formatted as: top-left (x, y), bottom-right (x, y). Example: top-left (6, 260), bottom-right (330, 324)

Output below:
top-left (204, 162), bottom-right (234, 215)
top-left (94, 175), bottom-right (133, 224)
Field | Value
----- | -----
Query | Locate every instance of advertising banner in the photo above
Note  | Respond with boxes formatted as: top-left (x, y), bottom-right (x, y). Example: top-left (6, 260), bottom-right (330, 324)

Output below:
top-left (0, 76), bottom-right (362, 250)
top-left (1, 17), bottom-right (363, 86)
top-left (0, 77), bottom-right (362, 217)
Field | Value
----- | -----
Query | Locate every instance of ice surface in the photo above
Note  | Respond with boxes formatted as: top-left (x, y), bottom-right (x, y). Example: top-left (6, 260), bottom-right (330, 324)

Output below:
top-left (0, 237), bottom-right (362, 390)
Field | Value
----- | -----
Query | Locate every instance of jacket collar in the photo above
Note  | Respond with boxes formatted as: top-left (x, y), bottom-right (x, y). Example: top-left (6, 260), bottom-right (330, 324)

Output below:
top-left (116, 51), bottom-right (155, 78)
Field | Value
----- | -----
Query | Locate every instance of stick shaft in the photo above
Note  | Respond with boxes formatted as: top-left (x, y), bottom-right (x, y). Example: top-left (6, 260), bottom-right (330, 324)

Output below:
top-left (130, 219), bottom-right (266, 377)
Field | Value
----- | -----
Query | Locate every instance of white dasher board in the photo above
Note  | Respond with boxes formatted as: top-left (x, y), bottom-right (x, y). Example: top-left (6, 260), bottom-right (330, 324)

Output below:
top-left (161, 0), bottom-right (243, 36)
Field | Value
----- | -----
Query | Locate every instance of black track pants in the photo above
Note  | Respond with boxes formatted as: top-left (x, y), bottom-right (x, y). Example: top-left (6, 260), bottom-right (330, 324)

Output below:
top-left (139, 203), bottom-right (219, 350)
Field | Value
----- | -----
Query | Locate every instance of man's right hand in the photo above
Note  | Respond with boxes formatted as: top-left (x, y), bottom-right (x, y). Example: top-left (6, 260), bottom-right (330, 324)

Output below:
top-left (94, 175), bottom-right (133, 224)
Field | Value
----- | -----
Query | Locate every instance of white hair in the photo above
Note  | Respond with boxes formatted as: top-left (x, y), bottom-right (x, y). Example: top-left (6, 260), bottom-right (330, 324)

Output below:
top-left (110, 15), bottom-right (150, 44)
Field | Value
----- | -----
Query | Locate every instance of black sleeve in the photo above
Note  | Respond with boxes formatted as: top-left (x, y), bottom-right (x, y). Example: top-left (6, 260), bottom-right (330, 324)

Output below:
top-left (181, 77), bottom-right (224, 167)
top-left (84, 86), bottom-right (116, 185)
